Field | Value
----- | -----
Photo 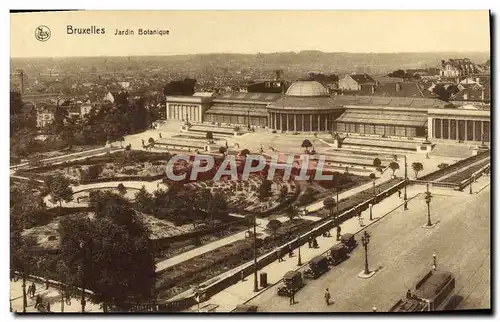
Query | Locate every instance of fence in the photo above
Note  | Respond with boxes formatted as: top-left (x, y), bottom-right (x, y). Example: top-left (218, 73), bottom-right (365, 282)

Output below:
top-left (419, 151), bottom-right (490, 182)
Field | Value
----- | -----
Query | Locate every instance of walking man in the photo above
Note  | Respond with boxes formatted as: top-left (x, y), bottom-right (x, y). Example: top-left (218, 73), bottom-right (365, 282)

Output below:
top-left (398, 190), bottom-right (401, 198)
top-left (288, 245), bottom-right (293, 258)
top-left (31, 282), bottom-right (36, 298)
top-left (358, 214), bottom-right (364, 227)
top-left (289, 290), bottom-right (295, 306)
top-left (324, 288), bottom-right (332, 305)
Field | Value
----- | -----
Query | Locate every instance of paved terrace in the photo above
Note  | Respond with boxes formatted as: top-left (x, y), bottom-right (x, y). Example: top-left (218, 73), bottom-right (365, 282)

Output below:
top-left (187, 176), bottom-right (489, 312)
top-left (244, 183), bottom-right (490, 312)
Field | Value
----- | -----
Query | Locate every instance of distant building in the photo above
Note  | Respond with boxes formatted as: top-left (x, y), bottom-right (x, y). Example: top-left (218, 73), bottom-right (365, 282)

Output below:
top-left (338, 73), bottom-right (376, 92)
top-left (440, 58), bottom-right (478, 77)
top-left (450, 84), bottom-right (490, 108)
top-left (36, 104), bottom-right (55, 128)
top-left (368, 82), bottom-right (437, 98)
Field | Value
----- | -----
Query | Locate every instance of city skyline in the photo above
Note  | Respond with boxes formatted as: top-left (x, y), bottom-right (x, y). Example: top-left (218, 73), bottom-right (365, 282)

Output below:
top-left (10, 10), bottom-right (490, 58)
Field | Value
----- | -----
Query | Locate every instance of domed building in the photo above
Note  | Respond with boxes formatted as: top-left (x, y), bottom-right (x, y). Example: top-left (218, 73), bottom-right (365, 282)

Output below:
top-left (267, 81), bottom-right (344, 132)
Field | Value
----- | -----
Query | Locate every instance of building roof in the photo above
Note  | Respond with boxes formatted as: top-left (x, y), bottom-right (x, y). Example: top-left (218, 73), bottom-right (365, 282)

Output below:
top-left (205, 104), bottom-right (268, 117)
top-left (330, 95), bottom-right (447, 109)
top-left (193, 92), bottom-right (215, 97)
top-left (367, 82), bottom-right (438, 98)
top-left (285, 81), bottom-right (330, 97)
top-left (348, 73), bottom-right (377, 85)
top-left (452, 85), bottom-right (490, 102)
top-left (214, 92), bottom-right (282, 102)
top-left (268, 96), bottom-right (342, 111)
top-left (336, 110), bottom-right (428, 127)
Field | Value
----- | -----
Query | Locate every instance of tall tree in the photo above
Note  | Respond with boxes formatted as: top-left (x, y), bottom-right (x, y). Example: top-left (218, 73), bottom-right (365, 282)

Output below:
top-left (58, 193), bottom-right (155, 311)
top-left (389, 161), bottom-right (400, 177)
top-left (411, 162), bottom-right (424, 179)
top-left (47, 174), bottom-right (74, 207)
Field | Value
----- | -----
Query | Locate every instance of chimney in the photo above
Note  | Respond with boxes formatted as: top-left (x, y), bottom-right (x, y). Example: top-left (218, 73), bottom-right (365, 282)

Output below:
top-left (395, 83), bottom-right (401, 92)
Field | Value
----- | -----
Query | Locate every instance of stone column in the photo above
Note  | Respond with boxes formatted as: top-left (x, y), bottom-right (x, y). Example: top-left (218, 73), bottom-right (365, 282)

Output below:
top-left (302, 114), bottom-right (304, 132)
top-left (472, 120), bottom-right (476, 141)
top-left (324, 115), bottom-right (328, 131)
top-left (294, 114), bottom-right (297, 132)
top-left (456, 119), bottom-right (459, 142)
top-left (166, 103), bottom-right (170, 119)
top-left (309, 114), bottom-right (313, 132)
top-left (440, 118), bottom-right (444, 140)
top-left (463, 120), bottom-right (467, 141)
top-left (317, 115), bottom-right (321, 132)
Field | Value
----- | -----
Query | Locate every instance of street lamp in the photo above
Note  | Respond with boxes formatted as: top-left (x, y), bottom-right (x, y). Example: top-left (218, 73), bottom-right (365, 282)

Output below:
top-left (469, 175), bottom-right (474, 194)
top-left (297, 236), bottom-right (302, 266)
top-left (433, 252), bottom-right (437, 268)
top-left (323, 197), bottom-right (339, 241)
top-left (252, 214), bottom-right (259, 293)
top-left (361, 231), bottom-right (371, 275)
top-left (404, 155), bottom-right (408, 211)
top-left (79, 241), bottom-right (87, 313)
top-left (425, 184), bottom-right (433, 227)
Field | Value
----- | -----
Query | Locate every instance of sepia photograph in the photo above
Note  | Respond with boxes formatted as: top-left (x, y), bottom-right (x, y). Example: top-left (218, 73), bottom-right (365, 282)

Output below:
top-left (9, 10), bottom-right (491, 314)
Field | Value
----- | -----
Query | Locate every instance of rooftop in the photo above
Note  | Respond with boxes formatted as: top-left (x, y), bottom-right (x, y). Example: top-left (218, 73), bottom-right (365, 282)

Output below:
top-left (285, 81), bottom-right (330, 97)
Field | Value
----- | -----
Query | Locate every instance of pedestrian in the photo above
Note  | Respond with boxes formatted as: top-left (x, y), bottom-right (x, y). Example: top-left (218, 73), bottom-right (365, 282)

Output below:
top-left (159, 133), bottom-right (162, 139)
top-left (46, 279), bottom-right (49, 290)
top-left (308, 237), bottom-right (312, 248)
top-left (406, 289), bottom-right (412, 299)
top-left (277, 249), bottom-right (283, 262)
top-left (398, 190), bottom-right (401, 198)
top-left (31, 282), bottom-right (36, 297)
top-left (35, 294), bottom-right (42, 310)
top-left (359, 214), bottom-right (364, 227)
top-left (324, 288), bottom-right (331, 305)
top-left (426, 153), bottom-right (429, 159)
top-left (241, 271), bottom-right (245, 281)
top-left (313, 238), bottom-right (319, 248)
top-left (372, 306), bottom-right (377, 312)
top-left (46, 301), bottom-right (51, 312)
top-left (288, 245), bottom-right (293, 258)
top-left (289, 291), bottom-right (295, 305)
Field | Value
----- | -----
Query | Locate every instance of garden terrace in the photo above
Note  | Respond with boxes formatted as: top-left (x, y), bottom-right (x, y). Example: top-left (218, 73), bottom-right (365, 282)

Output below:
top-left (340, 136), bottom-right (419, 153)
top-left (437, 158), bottom-right (490, 184)
top-left (155, 137), bottom-right (210, 150)
top-left (172, 134), bottom-right (223, 141)
top-left (188, 124), bottom-right (238, 136)
top-left (314, 172), bottom-right (372, 191)
top-left (419, 150), bottom-right (490, 182)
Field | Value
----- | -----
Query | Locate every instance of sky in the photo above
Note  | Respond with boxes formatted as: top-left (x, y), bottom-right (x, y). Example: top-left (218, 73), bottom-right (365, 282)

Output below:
top-left (10, 10), bottom-right (491, 57)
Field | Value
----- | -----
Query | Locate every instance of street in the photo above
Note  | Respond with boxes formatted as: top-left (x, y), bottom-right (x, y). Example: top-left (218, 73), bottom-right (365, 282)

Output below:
top-left (246, 185), bottom-right (490, 312)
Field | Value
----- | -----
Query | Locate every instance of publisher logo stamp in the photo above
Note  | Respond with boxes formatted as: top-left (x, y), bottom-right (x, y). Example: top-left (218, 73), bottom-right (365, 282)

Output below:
top-left (35, 25), bottom-right (51, 42)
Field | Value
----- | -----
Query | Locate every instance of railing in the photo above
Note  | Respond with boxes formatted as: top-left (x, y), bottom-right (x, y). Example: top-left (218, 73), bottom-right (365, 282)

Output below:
top-left (409, 180), bottom-right (459, 190)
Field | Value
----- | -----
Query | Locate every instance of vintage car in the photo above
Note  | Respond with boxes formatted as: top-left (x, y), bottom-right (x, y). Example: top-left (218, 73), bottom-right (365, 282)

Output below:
top-left (277, 271), bottom-right (304, 296)
top-left (328, 243), bottom-right (349, 266)
top-left (232, 304), bottom-right (258, 312)
top-left (304, 255), bottom-right (330, 279)
top-left (340, 233), bottom-right (357, 252)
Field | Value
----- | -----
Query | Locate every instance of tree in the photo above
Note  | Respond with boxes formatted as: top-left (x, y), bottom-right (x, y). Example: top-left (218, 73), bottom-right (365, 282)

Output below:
top-left (117, 183), bottom-right (127, 196)
top-left (301, 139), bottom-right (312, 152)
top-left (47, 174), bottom-right (73, 207)
top-left (134, 186), bottom-right (154, 213)
top-left (298, 187), bottom-right (315, 206)
top-left (266, 219), bottom-right (282, 243)
top-left (389, 162), bottom-right (400, 177)
top-left (412, 162), bottom-right (424, 179)
top-left (432, 84), bottom-right (451, 101)
top-left (82, 164), bottom-right (102, 182)
top-left (278, 186), bottom-right (288, 203)
top-left (285, 205), bottom-right (300, 222)
top-left (373, 158), bottom-right (382, 170)
top-left (369, 173), bottom-right (376, 180)
top-left (437, 163), bottom-right (449, 170)
top-left (258, 179), bottom-right (272, 201)
top-left (58, 193), bottom-right (155, 311)
top-left (240, 149), bottom-right (250, 157)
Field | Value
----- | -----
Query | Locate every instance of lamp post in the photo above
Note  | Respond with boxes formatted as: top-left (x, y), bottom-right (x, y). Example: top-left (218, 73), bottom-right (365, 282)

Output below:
top-left (404, 155), bottom-right (408, 210)
top-left (252, 214), bottom-right (258, 292)
top-left (469, 175), bottom-right (473, 194)
top-left (297, 236), bottom-right (302, 266)
top-left (433, 252), bottom-right (437, 268)
top-left (425, 184), bottom-right (433, 227)
top-left (21, 272), bottom-right (27, 313)
top-left (79, 241), bottom-right (87, 313)
top-left (361, 231), bottom-right (371, 275)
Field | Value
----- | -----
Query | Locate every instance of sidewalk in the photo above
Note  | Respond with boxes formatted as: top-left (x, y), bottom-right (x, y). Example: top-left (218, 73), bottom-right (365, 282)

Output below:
top-left (10, 279), bottom-right (102, 313)
top-left (189, 184), bottom-right (425, 312)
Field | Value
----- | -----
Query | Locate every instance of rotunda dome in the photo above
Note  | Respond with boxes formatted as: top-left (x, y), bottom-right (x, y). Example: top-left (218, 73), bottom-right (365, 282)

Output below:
top-left (285, 81), bottom-right (329, 97)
